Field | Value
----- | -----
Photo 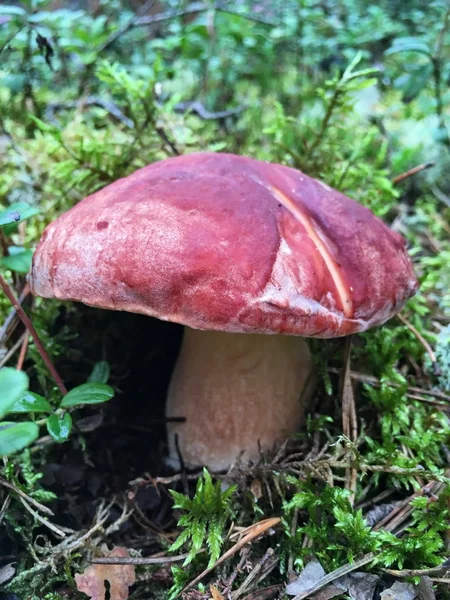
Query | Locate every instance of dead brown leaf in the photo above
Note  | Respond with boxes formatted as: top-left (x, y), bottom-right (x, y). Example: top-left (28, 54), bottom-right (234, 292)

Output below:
top-left (75, 546), bottom-right (136, 600)
top-left (210, 585), bottom-right (225, 600)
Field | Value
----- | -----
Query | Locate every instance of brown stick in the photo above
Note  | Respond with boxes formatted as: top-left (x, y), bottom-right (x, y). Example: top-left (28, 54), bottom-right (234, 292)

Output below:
top-left (182, 518), bottom-right (281, 594)
top-left (327, 367), bottom-right (450, 402)
top-left (392, 162), bottom-right (434, 184)
top-left (16, 333), bottom-right (30, 371)
top-left (341, 337), bottom-right (358, 505)
top-left (397, 313), bottom-right (437, 365)
top-left (0, 275), bottom-right (67, 395)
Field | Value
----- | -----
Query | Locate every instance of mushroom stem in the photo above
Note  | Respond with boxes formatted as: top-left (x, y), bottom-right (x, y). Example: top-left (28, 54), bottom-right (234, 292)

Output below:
top-left (166, 327), bottom-right (315, 471)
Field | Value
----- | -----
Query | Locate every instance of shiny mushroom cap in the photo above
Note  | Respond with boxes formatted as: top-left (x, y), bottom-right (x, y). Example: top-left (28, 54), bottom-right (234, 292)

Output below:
top-left (30, 152), bottom-right (418, 337)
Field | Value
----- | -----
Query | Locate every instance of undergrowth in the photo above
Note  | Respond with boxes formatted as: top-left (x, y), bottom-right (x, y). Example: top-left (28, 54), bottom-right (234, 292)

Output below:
top-left (0, 0), bottom-right (449, 598)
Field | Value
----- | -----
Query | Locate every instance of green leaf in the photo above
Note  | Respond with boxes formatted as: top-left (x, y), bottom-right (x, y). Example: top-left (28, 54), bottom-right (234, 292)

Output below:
top-left (0, 422), bottom-right (39, 457)
top-left (0, 202), bottom-right (40, 224)
top-left (87, 361), bottom-right (110, 384)
top-left (385, 37), bottom-right (432, 57)
top-left (9, 391), bottom-right (52, 414)
top-left (400, 63), bottom-right (433, 103)
top-left (0, 368), bottom-right (29, 419)
top-left (46, 413), bottom-right (72, 443)
top-left (60, 382), bottom-right (114, 408)
top-left (0, 6), bottom-right (27, 16)
top-left (29, 116), bottom-right (63, 140)
top-left (1, 247), bottom-right (34, 273)
top-left (0, 211), bottom-right (21, 227)
top-left (0, 202), bottom-right (40, 236)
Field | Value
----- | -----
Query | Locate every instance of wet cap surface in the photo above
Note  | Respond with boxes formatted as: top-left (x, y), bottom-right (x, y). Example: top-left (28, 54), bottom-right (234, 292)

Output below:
top-left (30, 153), bottom-right (418, 338)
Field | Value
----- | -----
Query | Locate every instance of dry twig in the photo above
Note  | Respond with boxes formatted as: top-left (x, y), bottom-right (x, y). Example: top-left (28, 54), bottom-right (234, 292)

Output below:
top-left (341, 337), bottom-right (358, 504)
top-left (182, 518), bottom-right (281, 594)
top-left (0, 275), bottom-right (67, 394)
top-left (397, 313), bottom-right (437, 366)
top-left (0, 476), bottom-right (54, 516)
top-left (392, 162), bottom-right (434, 184)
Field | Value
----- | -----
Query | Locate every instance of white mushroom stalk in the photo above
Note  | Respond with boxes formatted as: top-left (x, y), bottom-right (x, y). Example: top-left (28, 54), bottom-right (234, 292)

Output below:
top-left (166, 328), bottom-right (315, 471)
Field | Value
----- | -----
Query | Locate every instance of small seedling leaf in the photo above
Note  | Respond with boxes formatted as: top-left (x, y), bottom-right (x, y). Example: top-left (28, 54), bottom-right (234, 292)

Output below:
top-left (0, 368), bottom-right (29, 419)
top-left (0, 211), bottom-right (20, 227)
top-left (0, 202), bottom-right (40, 235)
top-left (87, 361), bottom-right (110, 384)
top-left (0, 422), bottom-right (39, 457)
top-left (9, 391), bottom-right (52, 414)
top-left (385, 37), bottom-right (431, 57)
top-left (47, 413), bottom-right (72, 442)
top-left (1, 247), bottom-right (34, 273)
top-left (60, 382), bottom-right (114, 408)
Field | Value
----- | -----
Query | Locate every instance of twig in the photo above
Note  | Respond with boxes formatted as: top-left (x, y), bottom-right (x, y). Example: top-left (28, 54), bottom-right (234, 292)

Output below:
top-left (97, 0), bottom-right (157, 54)
top-left (0, 477), bottom-right (54, 516)
top-left (241, 585), bottom-right (282, 600)
top-left (175, 100), bottom-right (246, 120)
top-left (46, 97), bottom-right (134, 128)
top-left (133, 2), bottom-right (276, 29)
top-left (327, 367), bottom-right (450, 402)
top-left (0, 24), bottom-right (25, 55)
top-left (181, 518), bottom-right (281, 595)
top-left (91, 553), bottom-right (189, 565)
top-left (383, 565), bottom-right (450, 577)
top-left (0, 333), bottom-right (26, 369)
top-left (287, 508), bottom-right (299, 573)
top-left (341, 337), bottom-right (358, 505)
top-left (0, 284), bottom-right (30, 344)
top-left (232, 548), bottom-right (278, 600)
top-left (290, 553), bottom-right (376, 600)
top-left (392, 162), bottom-right (435, 184)
top-left (373, 481), bottom-right (439, 531)
top-left (397, 313), bottom-right (437, 365)
top-left (8, 501), bottom-right (113, 588)
top-left (19, 497), bottom-right (66, 538)
top-left (431, 185), bottom-right (450, 209)
top-left (16, 333), bottom-right (30, 370)
top-left (223, 546), bottom-right (251, 592)
top-left (0, 275), bottom-right (67, 395)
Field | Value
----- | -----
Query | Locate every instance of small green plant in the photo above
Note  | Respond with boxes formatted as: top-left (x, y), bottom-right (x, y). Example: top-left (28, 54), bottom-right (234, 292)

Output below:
top-left (0, 365), bottom-right (114, 454)
top-left (283, 483), bottom-right (376, 570)
top-left (283, 478), bottom-right (450, 572)
top-left (169, 469), bottom-right (237, 567)
top-left (0, 202), bottom-right (39, 273)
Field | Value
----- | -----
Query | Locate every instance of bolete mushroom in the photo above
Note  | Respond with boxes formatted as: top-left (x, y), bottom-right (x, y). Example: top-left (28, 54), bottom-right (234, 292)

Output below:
top-left (30, 153), bottom-right (418, 470)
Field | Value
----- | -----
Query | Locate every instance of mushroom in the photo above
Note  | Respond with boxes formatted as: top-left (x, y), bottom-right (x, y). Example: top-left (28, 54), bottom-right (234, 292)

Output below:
top-left (30, 153), bottom-right (418, 471)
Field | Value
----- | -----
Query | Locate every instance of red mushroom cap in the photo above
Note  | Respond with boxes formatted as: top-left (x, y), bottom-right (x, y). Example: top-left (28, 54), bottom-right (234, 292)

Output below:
top-left (30, 153), bottom-right (418, 337)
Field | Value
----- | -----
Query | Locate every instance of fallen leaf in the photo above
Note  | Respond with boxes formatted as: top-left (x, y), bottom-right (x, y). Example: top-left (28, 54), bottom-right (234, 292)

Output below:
top-left (285, 560), bottom-right (326, 596)
top-left (75, 546), bottom-right (136, 600)
top-left (416, 577), bottom-right (436, 600)
top-left (312, 584), bottom-right (343, 600)
top-left (210, 585), bottom-right (225, 600)
top-left (287, 565), bottom-right (379, 600)
top-left (0, 563), bottom-right (15, 585)
top-left (380, 581), bottom-right (417, 600)
top-left (335, 572), bottom-right (379, 600)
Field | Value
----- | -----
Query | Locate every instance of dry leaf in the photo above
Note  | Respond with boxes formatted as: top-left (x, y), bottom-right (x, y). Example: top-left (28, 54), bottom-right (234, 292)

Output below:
top-left (0, 563), bottom-right (16, 585)
top-left (416, 577), bottom-right (436, 600)
top-left (210, 585), bottom-right (225, 600)
top-left (335, 572), bottom-right (379, 600)
top-left (380, 581), bottom-right (417, 600)
top-left (285, 560), bottom-right (326, 596)
top-left (75, 546), bottom-right (136, 600)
